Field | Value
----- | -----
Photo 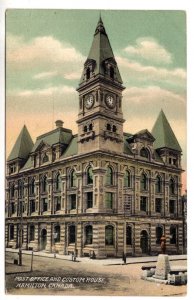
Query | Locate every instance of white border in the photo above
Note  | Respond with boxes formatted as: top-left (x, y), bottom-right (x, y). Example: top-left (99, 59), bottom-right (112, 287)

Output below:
top-left (1, 1), bottom-right (193, 300)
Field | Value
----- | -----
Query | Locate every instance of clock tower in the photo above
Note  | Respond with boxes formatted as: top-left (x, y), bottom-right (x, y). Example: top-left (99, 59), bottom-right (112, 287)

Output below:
top-left (77, 16), bottom-right (125, 154)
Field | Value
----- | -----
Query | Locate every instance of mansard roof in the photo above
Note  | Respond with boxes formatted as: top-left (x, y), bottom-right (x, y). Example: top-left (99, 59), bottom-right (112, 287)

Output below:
top-left (7, 125), bottom-right (34, 162)
top-left (152, 110), bottom-right (182, 152)
top-left (31, 127), bottom-right (72, 153)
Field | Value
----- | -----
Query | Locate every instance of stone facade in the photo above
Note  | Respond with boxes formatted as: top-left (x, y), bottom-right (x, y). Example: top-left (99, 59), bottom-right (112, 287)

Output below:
top-left (5, 17), bottom-right (184, 258)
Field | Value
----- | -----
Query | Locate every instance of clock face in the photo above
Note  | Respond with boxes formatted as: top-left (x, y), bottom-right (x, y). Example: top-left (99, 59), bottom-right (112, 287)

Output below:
top-left (85, 94), bottom-right (94, 109)
top-left (105, 95), bottom-right (115, 108)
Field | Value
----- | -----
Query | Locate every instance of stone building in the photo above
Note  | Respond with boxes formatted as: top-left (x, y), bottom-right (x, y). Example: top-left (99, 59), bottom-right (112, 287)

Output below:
top-left (5, 17), bottom-right (184, 258)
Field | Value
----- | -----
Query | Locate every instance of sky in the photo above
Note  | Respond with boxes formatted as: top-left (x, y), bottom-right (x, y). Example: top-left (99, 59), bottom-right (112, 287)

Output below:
top-left (6, 9), bottom-right (186, 190)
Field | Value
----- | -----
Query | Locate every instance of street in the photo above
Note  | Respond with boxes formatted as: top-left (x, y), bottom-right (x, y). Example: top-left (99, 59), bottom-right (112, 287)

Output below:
top-left (5, 251), bottom-right (187, 296)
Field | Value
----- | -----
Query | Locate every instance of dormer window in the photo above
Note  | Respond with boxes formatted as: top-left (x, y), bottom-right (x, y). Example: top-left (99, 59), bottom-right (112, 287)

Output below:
top-left (9, 164), bottom-right (16, 174)
top-left (140, 147), bottom-right (149, 159)
top-left (42, 153), bottom-right (49, 163)
top-left (86, 67), bottom-right (90, 80)
top-left (110, 66), bottom-right (114, 79)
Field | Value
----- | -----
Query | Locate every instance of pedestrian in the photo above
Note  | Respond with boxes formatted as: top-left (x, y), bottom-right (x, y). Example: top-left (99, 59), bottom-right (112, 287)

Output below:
top-left (122, 252), bottom-right (126, 264)
top-left (160, 235), bottom-right (166, 254)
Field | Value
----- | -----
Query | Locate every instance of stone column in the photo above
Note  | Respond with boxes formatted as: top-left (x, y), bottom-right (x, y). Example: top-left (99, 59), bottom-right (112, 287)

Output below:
top-left (59, 224), bottom-right (65, 255)
top-left (92, 167), bottom-right (106, 212)
top-left (45, 223), bottom-right (52, 252)
top-left (134, 223), bottom-right (142, 256)
top-left (5, 224), bottom-right (9, 247)
top-left (76, 222), bottom-right (82, 257)
top-left (61, 174), bottom-right (67, 212)
top-left (76, 171), bottom-right (83, 214)
top-left (117, 172), bottom-right (124, 213)
top-left (117, 222), bottom-right (124, 257)
top-left (22, 224), bottom-right (28, 250)
top-left (97, 224), bottom-right (106, 258)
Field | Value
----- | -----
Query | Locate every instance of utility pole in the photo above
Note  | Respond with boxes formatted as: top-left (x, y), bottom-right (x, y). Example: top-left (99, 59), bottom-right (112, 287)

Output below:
top-left (74, 194), bottom-right (78, 262)
top-left (123, 195), bottom-right (127, 264)
top-left (18, 178), bottom-right (24, 266)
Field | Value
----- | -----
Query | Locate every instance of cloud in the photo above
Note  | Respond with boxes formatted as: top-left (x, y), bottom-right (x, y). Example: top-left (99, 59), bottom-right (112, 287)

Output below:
top-left (6, 33), bottom-right (85, 82)
top-left (116, 55), bottom-right (186, 90)
top-left (124, 37), bottom-right (173, 65)
top-left (33, 71), bottom-right (58, 79)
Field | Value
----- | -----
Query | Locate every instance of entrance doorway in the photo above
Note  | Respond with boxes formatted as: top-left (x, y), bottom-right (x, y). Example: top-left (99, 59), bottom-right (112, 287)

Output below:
top-left (40, 228), bottom-right (47, 250)
top-left (140, 230), bottom-right (149, 254)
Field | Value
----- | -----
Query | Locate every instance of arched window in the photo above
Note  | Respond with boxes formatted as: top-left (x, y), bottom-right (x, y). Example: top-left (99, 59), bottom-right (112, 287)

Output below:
top-left (29, 225), bottom-right (35, 241)
top-left (106, 124), bottom-right (111, 131)
top-left (170, 226), bottom-right (177, 244)
top-left (69, 225), bottom-right (76, 244)
top-left (105, 225), bottom-right (114, 245)
top-left (106, 167), bottom-right (113, 185)
top-left (54, 225), bottom-right (60, 243)
top-left (56, 173), bottom-right (61, 191)
top-left (126, 226), bottom-right (132, 245)
top-left (42, 153), bottom-right (49, 163)
top-left (140, 173), bottom-right (148, 191)
top-left (112, 125), bottom-right (117, 132)
top-left (110, 66), bottom-right (114, 79)
top-left (140, 148), bottom-right (149, 159)
top-left (29, 178), bottom-right (35, 196)
top-left (89, 123), bottom-right (93, 131)
top-left (124, 170), bottom-right (131, 187)
top-left (85, 225), bottom-right (93, 245)
top-left (70, 170), bottom-right (77, 188)
top-left (86, 67), bottom-right (90, 80)
top-left (169, 178), bottom-right (175, 195)
top-left (18, 180), bottom-right (24, 198)
top-left (9, 224), bottom-right (14, 240)
top-left (87, 167), bottom-right (93, 185)
top-left (156, 176), bottom-right (162, 193)
top-left (41, 175), bottom-right (47, 193)
top-left (156, 226), bottom-right (163, 244)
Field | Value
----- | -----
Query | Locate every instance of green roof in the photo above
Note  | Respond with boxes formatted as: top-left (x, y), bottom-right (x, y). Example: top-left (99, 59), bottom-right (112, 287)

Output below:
top-left (61, 135), bottom-right (78, 158)
top-left (7, 125), bottom-right (34, 161)
top-left (79, 16), bottom-right (122, 84)
top-left (151, 110), bottom-right (182, 152)
top-left (31, 127), bottom-right (72, 152)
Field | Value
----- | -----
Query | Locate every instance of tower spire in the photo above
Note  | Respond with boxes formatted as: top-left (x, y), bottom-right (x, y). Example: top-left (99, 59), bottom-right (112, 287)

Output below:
top-left (78, 16), bottom-right (123, 86)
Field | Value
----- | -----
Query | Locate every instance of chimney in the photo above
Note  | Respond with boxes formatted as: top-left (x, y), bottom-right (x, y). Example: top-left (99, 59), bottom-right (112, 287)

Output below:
top-left (55, 120), bottom-right (64, 128)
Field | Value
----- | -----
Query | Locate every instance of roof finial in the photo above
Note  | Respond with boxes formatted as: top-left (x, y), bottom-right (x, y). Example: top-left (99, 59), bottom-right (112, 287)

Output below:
top-left (99, 11), bottom-right (102, 22)
top-left (95, 12), bottom-right (106, 35)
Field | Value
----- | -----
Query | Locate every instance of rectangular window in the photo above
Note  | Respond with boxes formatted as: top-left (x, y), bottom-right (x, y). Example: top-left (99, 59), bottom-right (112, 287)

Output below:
top-left (42, 198), bottom-right (48, 212)
top-left (155, 198), bottom-right (162, 213)
top-left (55, 196), bottom-right (61, 211)
top-left (169, 200), bottom-right (175, 214)
top-left (19, 201), bottom-right (25, 215)
top-left (30, 200), bottom-right (36, 214)
top-left (140, 196), bottom-right (147, 212)
top-left (105, 192), bottom-right (113, 209)
top-left (10, 225), bottom-right (14, 240)
top-left (10, 202), bottom-right (15, 214)
top-left (70, 194), bottom-right (76, 210)
top-left (10, 164), bottom-right (16, 174)
top-left (87, 192), bottom-right (93, 209)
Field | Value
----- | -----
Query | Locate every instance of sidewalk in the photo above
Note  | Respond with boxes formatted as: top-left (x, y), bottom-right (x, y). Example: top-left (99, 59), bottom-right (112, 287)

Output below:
top-left (5, 248), bottom-right (187, 266)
